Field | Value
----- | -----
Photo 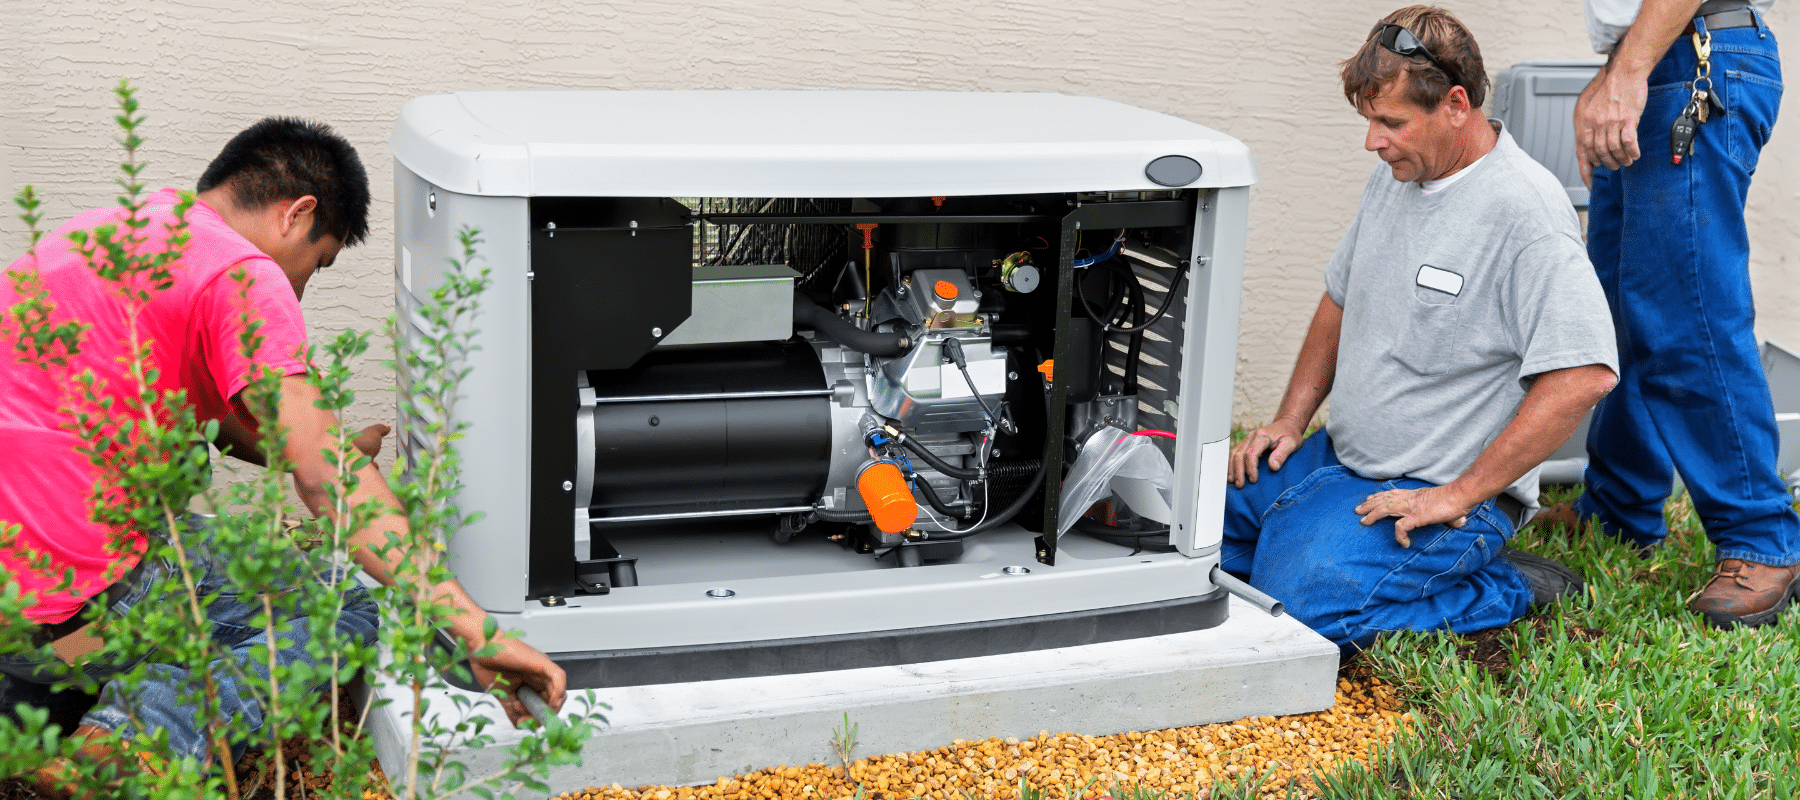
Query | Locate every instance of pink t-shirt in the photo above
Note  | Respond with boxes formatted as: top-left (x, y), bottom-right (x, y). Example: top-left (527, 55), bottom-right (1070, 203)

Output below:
top-left (0, 189), bottom-right (311, 624)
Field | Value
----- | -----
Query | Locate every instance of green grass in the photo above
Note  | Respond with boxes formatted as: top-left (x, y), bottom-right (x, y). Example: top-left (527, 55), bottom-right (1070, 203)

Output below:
top-left (1314, 486), bottom-right (1800, 799)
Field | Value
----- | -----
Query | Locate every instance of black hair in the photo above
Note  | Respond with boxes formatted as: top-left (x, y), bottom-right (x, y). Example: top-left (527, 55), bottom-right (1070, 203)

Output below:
top-left (197, 117), bottom-right (370, 247)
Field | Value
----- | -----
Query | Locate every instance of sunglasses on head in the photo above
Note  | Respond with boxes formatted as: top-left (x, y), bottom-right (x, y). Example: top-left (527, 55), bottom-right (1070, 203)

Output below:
top-left (1374, 23), bottom-right (1465, 95)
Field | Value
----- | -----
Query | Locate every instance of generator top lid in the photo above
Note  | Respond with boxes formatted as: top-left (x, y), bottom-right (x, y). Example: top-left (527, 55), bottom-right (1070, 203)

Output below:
top-left (391, 91), bottom-right (1256, 198)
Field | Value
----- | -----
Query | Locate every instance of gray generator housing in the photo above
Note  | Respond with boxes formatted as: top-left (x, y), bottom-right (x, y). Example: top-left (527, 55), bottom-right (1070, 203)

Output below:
top-left (390, 91), bottom-right (1256, 688)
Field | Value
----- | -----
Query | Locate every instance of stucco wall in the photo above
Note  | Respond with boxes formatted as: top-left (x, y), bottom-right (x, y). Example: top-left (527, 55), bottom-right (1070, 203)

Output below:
top-left (2, 0), bottom-right (1794, 441)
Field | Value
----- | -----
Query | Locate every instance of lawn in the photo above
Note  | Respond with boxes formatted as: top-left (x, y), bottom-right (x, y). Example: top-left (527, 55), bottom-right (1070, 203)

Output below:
top-left (1316, 486), bottom-right (1800, 799)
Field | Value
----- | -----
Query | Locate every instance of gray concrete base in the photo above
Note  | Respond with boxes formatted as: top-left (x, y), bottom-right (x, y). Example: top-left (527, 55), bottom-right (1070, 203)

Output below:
top-left (362, 597), bottom-right (1337, 796)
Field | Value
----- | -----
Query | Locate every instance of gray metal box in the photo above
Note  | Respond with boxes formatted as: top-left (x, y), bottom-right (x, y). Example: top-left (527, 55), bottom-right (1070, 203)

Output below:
top-left (1493, 60), bottom-right (1604, 208)
top-left (659, 265), bottom-right (798, 347)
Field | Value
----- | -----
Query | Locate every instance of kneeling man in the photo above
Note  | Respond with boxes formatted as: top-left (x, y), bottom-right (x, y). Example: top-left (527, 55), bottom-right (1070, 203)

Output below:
top-left (1227, 5), bottom-right (1619, 651)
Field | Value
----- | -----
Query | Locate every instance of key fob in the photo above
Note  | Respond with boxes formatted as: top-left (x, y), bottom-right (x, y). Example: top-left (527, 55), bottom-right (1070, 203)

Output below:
top-left (1671, 109), bottom-right (1698, 165)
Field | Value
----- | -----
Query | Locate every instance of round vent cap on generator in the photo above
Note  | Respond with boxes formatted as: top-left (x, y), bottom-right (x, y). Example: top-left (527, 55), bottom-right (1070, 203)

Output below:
top-left (1145, 154), bottom-right (1203, 187)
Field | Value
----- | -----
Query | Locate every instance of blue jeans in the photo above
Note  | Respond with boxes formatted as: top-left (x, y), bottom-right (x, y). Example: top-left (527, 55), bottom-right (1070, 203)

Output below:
top-left (0, 518), bottom-right (380, 763)
top-left (1223, 432), bottom-right (1533, 651)
top-left (1578, 11), bottom-right (1800, 567)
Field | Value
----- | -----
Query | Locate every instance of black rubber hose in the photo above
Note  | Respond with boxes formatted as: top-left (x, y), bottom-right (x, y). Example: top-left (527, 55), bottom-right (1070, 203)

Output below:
top-left (792, 292), bottom-right (911, 356)
top-left (912, 475), bottom-right (972, 521)
top-left (1107, 259), bottom-right (1147, 393)
top-left (1072, 518), bottom-right (1176, 553)
top-left (1075, 257), bottom-right (1189, 335)
top-left (812, 507), bottom-right (872, 523)
top-left (912, 456), bottom-right (1047, 540)
top-left (894, 434), bottom-right (982, 480)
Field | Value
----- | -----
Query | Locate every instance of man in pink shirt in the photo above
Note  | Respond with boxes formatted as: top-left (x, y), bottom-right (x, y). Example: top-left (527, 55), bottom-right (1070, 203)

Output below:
top-left (0, 118), bottom-right (565, 776)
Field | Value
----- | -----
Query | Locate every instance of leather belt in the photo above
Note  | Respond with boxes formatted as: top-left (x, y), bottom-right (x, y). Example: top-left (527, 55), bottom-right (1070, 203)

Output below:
top-left (1495, 493), bottom-right (1527, 530)
top-left (29, 556), bottom-right (149, 647)
top-left (1684, 4), bottom-right (1758, 35)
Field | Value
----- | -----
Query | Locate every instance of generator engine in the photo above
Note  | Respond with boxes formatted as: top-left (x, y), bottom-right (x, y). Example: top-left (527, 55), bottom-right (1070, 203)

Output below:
top-left (574, 214), bottom-right (1066, 570)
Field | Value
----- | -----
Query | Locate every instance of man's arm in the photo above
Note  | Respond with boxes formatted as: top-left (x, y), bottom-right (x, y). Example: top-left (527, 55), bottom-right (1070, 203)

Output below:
top-left (269, 375), bottom-right (566, 725)
top-left (215, 407), bottom-right (269, 467)
top-left (1354, 363), bottom-right (1618, 546)
top-left (216, 397), bottom-right (389, 465)
top-left (1230, 291), bottom-right (1342, 487)
top-left (1574, 0), bottom-right (1705, 186)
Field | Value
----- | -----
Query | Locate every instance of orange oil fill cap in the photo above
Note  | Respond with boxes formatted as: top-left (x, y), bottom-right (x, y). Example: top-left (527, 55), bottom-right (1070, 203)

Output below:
top-left (857, 462), bottom-right (917, 533)
top-left (934, 280), bottom-right (959, 301)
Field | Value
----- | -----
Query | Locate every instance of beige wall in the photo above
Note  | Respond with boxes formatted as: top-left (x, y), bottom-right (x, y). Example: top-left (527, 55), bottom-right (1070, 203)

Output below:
top-left (1, 0), bottom-right (1794, 438)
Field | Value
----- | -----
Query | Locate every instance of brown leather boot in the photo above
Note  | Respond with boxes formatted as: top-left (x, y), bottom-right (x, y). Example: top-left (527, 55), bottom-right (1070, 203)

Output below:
top-left (1689, 559), bottom-right (1800, 628)
top-left (25, 724), bottom-right (169, 800)
top-left (26, 725), bottom-right (108, 800)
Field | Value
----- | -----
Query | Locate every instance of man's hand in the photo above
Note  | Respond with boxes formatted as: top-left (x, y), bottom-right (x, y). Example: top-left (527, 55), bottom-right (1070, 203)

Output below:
top-left (352, 423), bottom-right (390, 459)
top-left (1575, 66), bottom-right (1649, 188)
top-left (1355, 486), bottom-right (1470, 548)
top-left (1230, 419), bottom-right (1307, 488)
top-left (469, 636), bottom-right (569, 727)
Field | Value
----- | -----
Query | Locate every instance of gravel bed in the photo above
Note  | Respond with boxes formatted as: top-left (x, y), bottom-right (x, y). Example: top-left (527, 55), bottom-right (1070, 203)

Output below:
top-left (546, 677), bottom-right (1411, 800)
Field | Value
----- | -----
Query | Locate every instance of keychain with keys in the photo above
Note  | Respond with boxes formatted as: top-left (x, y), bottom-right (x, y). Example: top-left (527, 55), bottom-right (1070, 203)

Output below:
top-left (1672, 27), bottom-right (1723, 164)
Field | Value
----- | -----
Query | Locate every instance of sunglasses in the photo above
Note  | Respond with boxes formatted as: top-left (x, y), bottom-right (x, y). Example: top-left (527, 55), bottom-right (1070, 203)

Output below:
top-left (1374, 23), bottom-right (1465, 94)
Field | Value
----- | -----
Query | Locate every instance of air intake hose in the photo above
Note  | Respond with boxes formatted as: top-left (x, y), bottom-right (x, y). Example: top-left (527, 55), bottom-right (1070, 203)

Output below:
top-left (792, 293), bottom-right (911, 356)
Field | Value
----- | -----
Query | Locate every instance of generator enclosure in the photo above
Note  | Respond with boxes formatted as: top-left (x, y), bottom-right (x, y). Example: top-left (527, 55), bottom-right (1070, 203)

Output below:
top-left (390, 91), bottom-right (1255, 688)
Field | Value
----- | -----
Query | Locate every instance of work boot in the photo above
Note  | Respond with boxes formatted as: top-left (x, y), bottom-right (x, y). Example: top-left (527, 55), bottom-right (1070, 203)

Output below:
top-left (1497, 547), bottom-right (1586, 607)
top-left (25, 724), bottom-right (167, 800)
top-left (25, 725), bottom-right (107, 800)
top-left (1689, 559), bottom-right (1800, 629)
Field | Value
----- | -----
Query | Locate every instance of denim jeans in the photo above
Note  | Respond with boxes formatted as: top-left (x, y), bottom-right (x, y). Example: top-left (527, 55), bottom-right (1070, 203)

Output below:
top-left (0, 517), bottom-right (380, 763)
top-left (1577, 11), bottom-right (1800, 567)
top-left (1222, 432), bottom-right (1533, 651)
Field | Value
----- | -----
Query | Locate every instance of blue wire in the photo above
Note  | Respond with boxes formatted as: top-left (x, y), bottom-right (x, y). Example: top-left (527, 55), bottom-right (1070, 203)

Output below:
top-left (1072, 237), bottom-right (1124, 268)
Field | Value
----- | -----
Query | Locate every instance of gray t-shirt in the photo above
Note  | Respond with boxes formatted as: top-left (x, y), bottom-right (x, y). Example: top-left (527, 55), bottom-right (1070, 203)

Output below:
top-left (1324, 127), bottom-right (1618, 512)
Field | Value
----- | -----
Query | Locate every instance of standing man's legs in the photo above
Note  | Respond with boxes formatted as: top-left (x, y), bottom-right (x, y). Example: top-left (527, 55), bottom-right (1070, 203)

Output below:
top-left (1578, 18), bottom-right (1800, 625)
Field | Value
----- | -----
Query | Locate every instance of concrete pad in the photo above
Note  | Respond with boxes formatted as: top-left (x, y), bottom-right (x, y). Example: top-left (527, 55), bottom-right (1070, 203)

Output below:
top-left (362, 597), bottom-right (1337, 796)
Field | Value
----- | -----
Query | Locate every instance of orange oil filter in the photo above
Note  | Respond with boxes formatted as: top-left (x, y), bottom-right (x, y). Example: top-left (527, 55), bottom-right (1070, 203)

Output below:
top-left (857, 462), bottom-right (917, 533)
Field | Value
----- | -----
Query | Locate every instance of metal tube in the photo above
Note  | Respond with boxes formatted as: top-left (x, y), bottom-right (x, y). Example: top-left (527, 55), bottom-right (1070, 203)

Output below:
top-left (1209, 563), bottom-right (1285, 617)
top-left (588, 389), bottom-right (832, 405)
top-left (518, 685), bottom-right (559, 731)
top-left (589, 505), bottom-right (816, 524)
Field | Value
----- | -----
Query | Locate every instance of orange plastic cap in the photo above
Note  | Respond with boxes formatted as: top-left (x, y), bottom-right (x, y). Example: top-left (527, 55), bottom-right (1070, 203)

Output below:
top-left (858, 462), bottom-right (917, 533)
top-left (1037, 359), bottom-right (1055, 382)
top-left (933, 280), bottom-right (959, 301)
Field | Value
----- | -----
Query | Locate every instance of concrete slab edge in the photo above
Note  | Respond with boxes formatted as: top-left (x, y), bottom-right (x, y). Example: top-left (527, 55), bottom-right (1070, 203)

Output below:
top-left (362, 598), bottom-right (1338, 796)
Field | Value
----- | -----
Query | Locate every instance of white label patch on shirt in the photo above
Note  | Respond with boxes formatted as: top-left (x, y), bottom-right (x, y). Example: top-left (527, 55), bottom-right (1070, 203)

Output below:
top-left (1416, 264), bottom-right (1464, 296)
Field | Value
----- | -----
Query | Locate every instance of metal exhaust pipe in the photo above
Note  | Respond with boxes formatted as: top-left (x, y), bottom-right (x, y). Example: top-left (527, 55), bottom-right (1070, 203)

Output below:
top-left (1210, 563), bottom-right (1285, 617)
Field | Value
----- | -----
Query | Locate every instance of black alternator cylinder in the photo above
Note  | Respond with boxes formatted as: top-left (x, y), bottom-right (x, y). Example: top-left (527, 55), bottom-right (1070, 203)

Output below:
top-left (584, 342), bottom-right (833, 516)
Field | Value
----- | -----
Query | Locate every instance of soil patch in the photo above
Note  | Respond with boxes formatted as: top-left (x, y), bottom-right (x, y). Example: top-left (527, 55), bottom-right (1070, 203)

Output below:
top-left (1454, 616), bottom-right (1605, 681)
